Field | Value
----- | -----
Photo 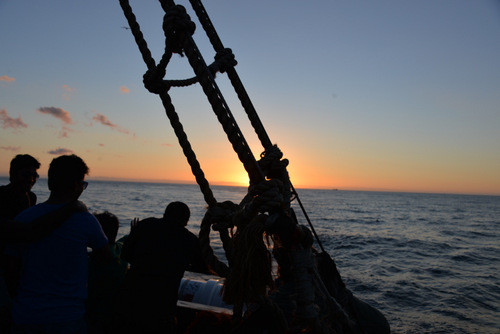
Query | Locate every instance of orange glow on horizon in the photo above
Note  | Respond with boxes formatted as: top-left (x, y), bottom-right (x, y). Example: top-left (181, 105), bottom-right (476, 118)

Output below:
top-left (1, 149), bottom-right (500, 196)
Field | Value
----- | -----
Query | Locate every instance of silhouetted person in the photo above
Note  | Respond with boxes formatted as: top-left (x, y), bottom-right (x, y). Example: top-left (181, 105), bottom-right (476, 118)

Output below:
top-left (0, 154), bottom-right (40, 331)
top-left (120, 201), bottom-right (209, 334)
top-left (6, 154), bottom-right (111, 334)
top-left (0, 154), bottom-right (41, 220)
top-left (87, 211), bottom-right (129, 334)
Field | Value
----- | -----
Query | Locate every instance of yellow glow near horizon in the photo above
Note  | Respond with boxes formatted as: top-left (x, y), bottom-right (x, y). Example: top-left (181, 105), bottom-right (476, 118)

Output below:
top-left (1, 148), bottom-right (500, 195)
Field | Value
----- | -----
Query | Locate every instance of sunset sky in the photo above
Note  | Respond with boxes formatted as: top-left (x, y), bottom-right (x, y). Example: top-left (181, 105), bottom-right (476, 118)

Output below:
top-left (1, 1), bottom-right (499, 195)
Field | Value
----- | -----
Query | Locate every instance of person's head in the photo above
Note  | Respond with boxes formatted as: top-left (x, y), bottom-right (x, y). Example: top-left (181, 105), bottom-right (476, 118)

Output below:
top-left (48, 154), bottom-right (89, 200)
top-left (94, 211), bottom-right (119, 244)
top-left (9, 154), bottom-right (41, 192)
top-left (164, 201), bottom-right (190, 227)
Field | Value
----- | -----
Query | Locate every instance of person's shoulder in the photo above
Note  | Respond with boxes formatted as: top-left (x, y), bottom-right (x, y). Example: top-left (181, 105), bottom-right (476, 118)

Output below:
top-left (139, 217), bottom-right (158, 223)
top-left (137, 217), bottom-right (161, 227)
top-left (181, 227), bottom-right (199, 241)
top-left (15, 202), bottom-right (47, 221)
top-left (71, 210), bottom-right (100, 225)
top-left (132, 217), bottom-right (161, 233)
top-left (79, 211), bottom-right (99, 221)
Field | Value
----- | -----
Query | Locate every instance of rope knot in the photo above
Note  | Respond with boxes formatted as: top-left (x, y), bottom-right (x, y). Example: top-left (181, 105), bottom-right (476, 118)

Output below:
top-left (247, 179), bottom-right (285, 213)
top-left (143, 67), bottom-right (169, 94)
top-left (207, 201), bottom-right (240, 232)
top-left (214, 48), bottom-right (237, 73)
top-left (259, 145), bottom-right (289, 179)
top-left (163, 5), bottom-right (196, 55)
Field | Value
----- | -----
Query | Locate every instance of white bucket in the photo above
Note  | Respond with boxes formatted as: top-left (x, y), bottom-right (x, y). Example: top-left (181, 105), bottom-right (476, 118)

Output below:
top-left (178, 277), bottom-right (231, 310)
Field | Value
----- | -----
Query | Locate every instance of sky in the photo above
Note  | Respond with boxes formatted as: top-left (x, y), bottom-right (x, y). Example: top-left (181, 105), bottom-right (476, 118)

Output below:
top-left (1, 0), bottom-right (499, 195)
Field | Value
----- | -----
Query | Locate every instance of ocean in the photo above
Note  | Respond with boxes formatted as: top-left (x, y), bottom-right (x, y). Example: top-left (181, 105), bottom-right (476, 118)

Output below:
top-left (3, 177), bottom-right (500, 333)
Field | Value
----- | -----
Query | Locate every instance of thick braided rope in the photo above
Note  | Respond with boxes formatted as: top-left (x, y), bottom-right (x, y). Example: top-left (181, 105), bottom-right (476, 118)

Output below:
top-left (188, 1), bottom-right (324, 251)
top-left (179, 34), bottom-right (264, 185)
top-left (158, 0), bottom-right (263, 185)
top-left (189, 0), bottom-right (273, 150)
top-left (199, 209), bottom-right (230, 277)
top-left (222, 214), bottom-right (273, 309)
top-left (120, 1), bottom-right (313, 279)
top-left (258, 146), bottom-right (292, 211)
top-left (158, 91), bottom-right (217, 208)
top-left (119, 0), bottom-right (217, 208)
top-left (189, 0), bottom-right (297, 214)
top-left (159, 1), bottom-right (257, 274)
top-left (187, 0), bottom-right (329, 273)
top-left (119, 0), bottom-right (156, 70)
top-left (198, 201), bottom-right (242, 277)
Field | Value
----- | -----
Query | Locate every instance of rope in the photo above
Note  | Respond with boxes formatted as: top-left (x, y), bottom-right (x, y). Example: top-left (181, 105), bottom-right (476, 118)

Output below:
top-left (119, 0), bottom-right (156, 70)
top-left (119, 0), bottom-right (217, 209)
top-left (188, 0), bottom-right (272, 149)
top-left (222, 214), bottom-right (273, 309)
top-left (291, 184), bottom-right (325, 253)
top-left (188, 0), bottom-right (325, 251)
top-left (179, 37), bottom-right (265, 185)
top-left (120, 0), bottom-right (269, 279)
top-left (118, 3), bottom-right (351, 332)
top-left (198, 201), bottom-right (241, 277)
top-left (120, 0), bottom-right (326, 286)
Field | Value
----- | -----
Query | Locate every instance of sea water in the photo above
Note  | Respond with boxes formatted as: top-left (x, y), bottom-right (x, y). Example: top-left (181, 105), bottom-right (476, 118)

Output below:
top-left (3, 177), bottom-right (499, 334)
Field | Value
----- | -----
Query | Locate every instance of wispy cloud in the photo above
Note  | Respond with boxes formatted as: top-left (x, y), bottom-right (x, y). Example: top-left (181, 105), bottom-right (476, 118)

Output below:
top-left (0, 75), bottom-right (15, 83)
top-left (62, 84), bottom-right (74, 92)
top-left (62, 84), bottom-right (75, 100)
top-left (59, 126), bottom-right (71, 138)
top-left (37, 106), bottom-right (73, 124)
top-left (92, 112), bottom-right (130, 135)
top-left (120, 86), bottom-right (130, 94)
top-left (0, 109), bottom-right (28, 130)
top-left (0, 146), bottom-right (21, 152)
top-left (48, 147), bottom-right (74, 155)
top-left (161, 143), bottom-right (173, 147)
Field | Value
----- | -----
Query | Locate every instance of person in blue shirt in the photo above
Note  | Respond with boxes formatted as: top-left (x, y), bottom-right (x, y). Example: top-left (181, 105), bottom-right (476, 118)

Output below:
top-left (8, 154), bottom-right (111, 334)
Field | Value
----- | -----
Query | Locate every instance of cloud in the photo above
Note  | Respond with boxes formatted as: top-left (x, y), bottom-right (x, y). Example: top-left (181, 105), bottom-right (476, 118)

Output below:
top-left (62, 84), bottom-right (75, 100)
top-left (0, 109), bottom-right (28, 130)
top-left (59, 126), bottom-right (71, 138)
top-left (47, 147), bottom-right (74, 155)
top-left (37, 106), bottom-right (73, 124)
top-left (0, 146), bottom-right (21, 152)
top-left (161, 143), bottom-right (173, 147)
top-left (0, 75), bottom-right (15, 83)
top-left (62, 85), bottom-right (74, 92)
top-left (92, 112), bottom-right (130, 134)
top-left (120, 86), bottom-right (130, 94)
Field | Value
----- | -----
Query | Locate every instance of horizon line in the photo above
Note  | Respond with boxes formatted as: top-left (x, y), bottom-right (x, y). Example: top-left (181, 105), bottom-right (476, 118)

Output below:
top-left (1, 175), bottom-right (495, 197)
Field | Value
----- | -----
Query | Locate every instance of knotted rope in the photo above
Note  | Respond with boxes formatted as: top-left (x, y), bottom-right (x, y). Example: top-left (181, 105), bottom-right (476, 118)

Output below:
top-left (198, 201), bottom-right (240, 277)
top-left (120, 0), bottom-right (217, 209)
top-left (188, 0), bottom-right (325, 251)
top-left (221, 214), bottom-right (274, 315)
top-left (118, 2), bottom-right (346, 331)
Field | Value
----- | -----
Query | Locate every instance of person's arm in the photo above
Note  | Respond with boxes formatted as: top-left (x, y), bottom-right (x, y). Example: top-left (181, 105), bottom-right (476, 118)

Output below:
top-left (1, 201), bottom-right (88, 242)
